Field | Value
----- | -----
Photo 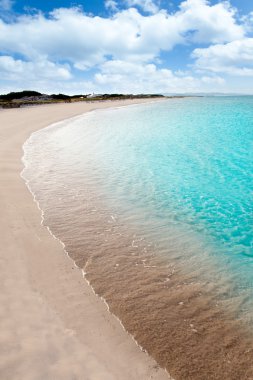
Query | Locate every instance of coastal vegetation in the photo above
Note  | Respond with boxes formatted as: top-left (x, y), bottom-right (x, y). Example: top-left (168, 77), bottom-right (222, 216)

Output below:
top-left (0, 91), bottom-right (165, 108)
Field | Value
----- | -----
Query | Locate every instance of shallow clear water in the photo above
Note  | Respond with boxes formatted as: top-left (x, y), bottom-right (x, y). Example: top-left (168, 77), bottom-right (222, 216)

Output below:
top-left (22, 97), bottom-right (253, 378)
top-left (87, 97), bottom-right (253, 259)
top-left (24, 97), bottom-right (253, 304)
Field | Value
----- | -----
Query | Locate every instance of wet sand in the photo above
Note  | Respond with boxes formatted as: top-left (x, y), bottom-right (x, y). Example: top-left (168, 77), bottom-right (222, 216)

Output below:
top-left (0, 99), bottom-right (170, 380)
top-left (27, 168), bottom-right (253, 380)
top-left (2, 98), bottom-right (253, 380)
top-left (20, 100), bottom-right (253, 380)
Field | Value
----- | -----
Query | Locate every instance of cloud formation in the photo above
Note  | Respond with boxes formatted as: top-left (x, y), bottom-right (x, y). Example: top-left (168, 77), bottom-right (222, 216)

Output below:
top-left (105, 0), bottom-right (118, 11)
top-left (0, 0), bottom-right (252, 93)
top-left (125, 0), bottom-right (160, 14)
top-left (0, 0), bottom-right (244, 68)
top-left (0, 56), bottom-right (71, 81)
top-left (193, 38), bottom-right (253, 76)
top-left (94, 60), bottom-right (225, 93)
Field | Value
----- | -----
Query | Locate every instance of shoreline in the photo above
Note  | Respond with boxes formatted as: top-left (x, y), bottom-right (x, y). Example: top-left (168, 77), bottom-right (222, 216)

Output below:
top-left (0, 98), bottom-right (170, 380)
top-left (20, 107), bottom-right (163, 370)
top-left (17, 99), bottom-right (253, 380)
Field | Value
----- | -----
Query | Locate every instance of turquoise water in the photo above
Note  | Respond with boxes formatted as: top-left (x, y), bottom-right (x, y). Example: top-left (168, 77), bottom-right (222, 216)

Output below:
top-left (24, 97), bottom-right (253, 317)
top-left (75, 97), bottom-right (253, 256)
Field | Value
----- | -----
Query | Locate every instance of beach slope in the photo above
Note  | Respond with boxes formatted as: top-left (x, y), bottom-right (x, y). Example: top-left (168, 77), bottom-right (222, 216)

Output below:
top-left (0, 99), bottom-right (169, 380)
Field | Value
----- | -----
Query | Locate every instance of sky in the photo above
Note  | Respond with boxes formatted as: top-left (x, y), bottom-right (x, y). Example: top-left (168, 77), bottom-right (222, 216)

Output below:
top-left (0, 0), bottom-right (253, 94)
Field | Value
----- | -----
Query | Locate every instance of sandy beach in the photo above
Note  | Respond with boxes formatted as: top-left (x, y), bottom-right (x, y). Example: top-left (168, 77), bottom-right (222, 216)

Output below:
top-left (0, 99), bottom-right (170, 380)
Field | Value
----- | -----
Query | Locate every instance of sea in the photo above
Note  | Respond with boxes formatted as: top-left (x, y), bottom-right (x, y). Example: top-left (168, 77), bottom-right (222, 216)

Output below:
top-left (22, 97), bottom-right (253, 379)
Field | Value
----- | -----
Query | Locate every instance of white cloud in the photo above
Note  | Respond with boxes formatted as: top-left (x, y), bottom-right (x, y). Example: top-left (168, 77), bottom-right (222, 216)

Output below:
top-left (0, 1), bottom-right (245, 71)
top-left (0, 56), bottom-right (72, 81)
top-left (0, 0), bottom-right (250, 93)
top-left (125, 0), bottom-right (160, 14)
top-left (0, 0), bottom-right (13, 10)
top-left (177, 0), bottom-right (244, 44)
top-left (1, 58), bottom-right (225, 95)
top-left (105, 0), bottom-right (118, 11)
top-left (94, 60), bottom-right (225, 93)
top-left (193, 38), bottom-right (253, 76)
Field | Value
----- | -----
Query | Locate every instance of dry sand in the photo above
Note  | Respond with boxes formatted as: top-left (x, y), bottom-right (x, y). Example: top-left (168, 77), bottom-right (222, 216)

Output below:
top-left (0, 99), bottom-right (170, 380)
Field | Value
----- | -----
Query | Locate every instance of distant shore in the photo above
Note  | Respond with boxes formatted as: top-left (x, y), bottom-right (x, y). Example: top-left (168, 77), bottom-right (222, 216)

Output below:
top-left (0, 91), bottom-right (170, 108)
top-left (0, 98), bottom-right (170, 380)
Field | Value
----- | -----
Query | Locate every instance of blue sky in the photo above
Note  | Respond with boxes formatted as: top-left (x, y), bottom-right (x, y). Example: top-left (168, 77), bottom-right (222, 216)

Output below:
top-left (0, 0), bottom-right (253, 94)
top-left (10, 0), bottom-right (252, 15)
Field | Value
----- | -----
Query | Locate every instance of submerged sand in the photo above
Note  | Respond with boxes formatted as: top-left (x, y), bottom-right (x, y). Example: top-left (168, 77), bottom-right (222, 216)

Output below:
top-left (0, 99), bottom-right (170, 380)
top-left (2, 98), bottom-right (253, 380)
top-left (23, 139), bottom-right (253, 380)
